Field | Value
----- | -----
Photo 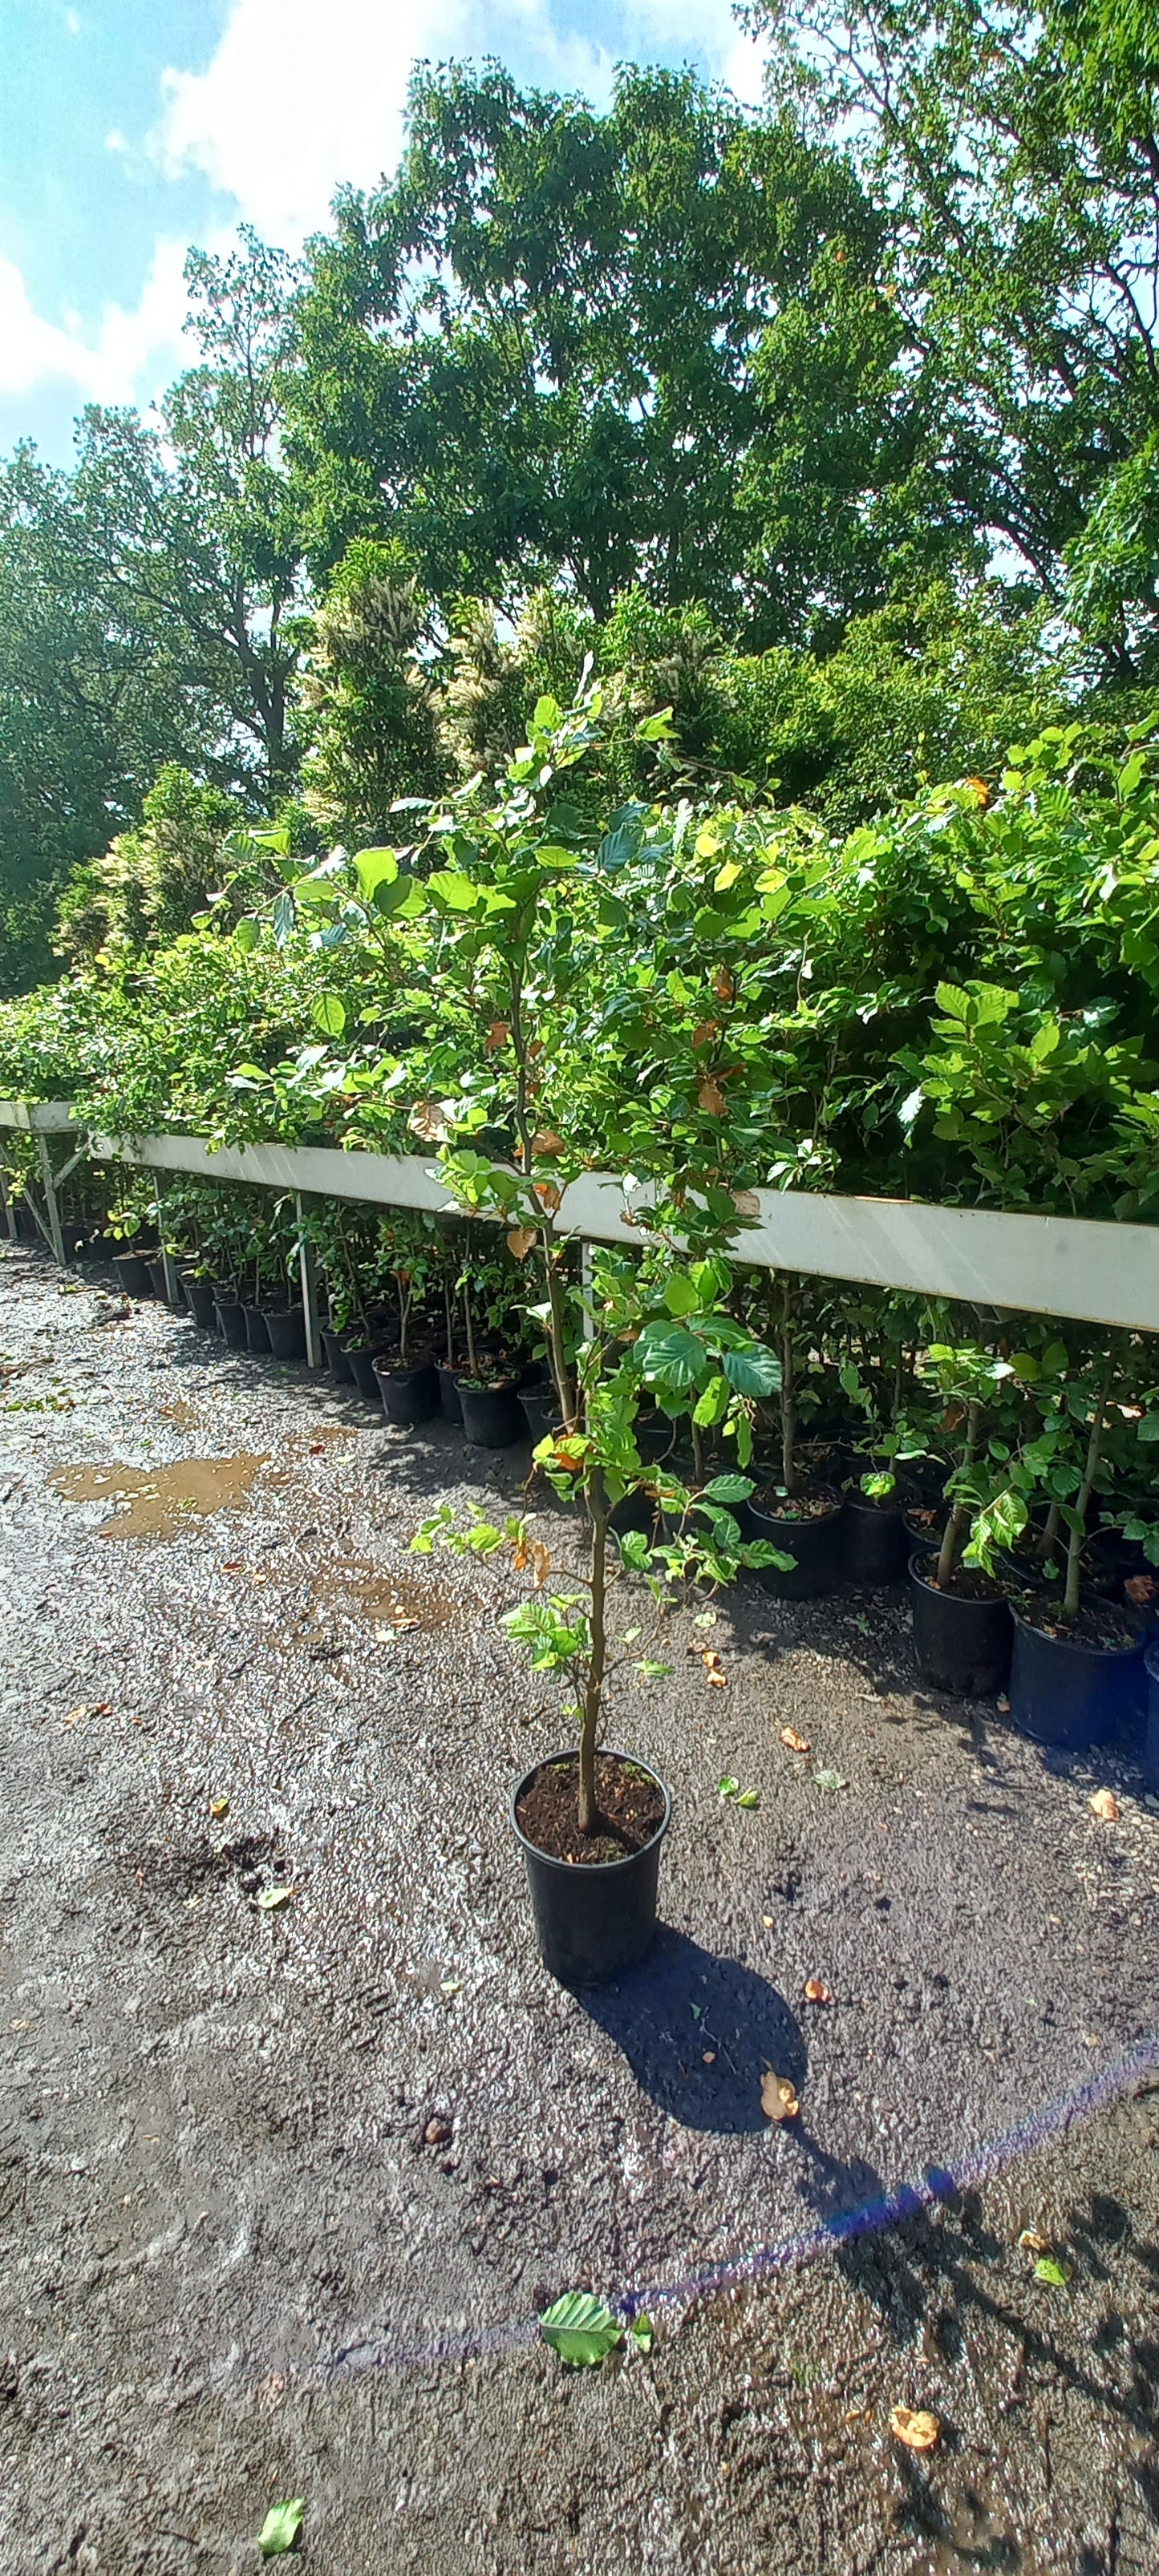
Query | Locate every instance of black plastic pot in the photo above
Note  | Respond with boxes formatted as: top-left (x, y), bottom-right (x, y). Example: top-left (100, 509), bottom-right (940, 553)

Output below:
top-left (147, 1256), bottom-right (172, 1303)
top-left (511, 1751), bottom-right (671, 1986)
top-left (214, 1296), bottom-right (248, 1350)
top-left (320, 1325), bottom-right (355, 1384)
top-left (374, 1357), bottom-right (440, 1427)
top-left (1008, 1603), bottom-right (1147, 1751)
top-left (909, 1551), bottom-right (1012, 1696)
top-left (111, 1252), bottom-right (152, 1299)
top-left (346, 1342), bottom-right (389, 1402)
top-left (1144, 1643), bottom-right (1159, 1793)
top-left (841, 1495), bottom-right (909, 1584)
top-left (265, 1308), bottom-right (306, 1364)
top-left (457, 1376), bottom-right (524, 1447)
top-left (437, 1363), bottom-right (464, 1424)
top-left (519, 1384), bottom-right (561, 1446)
top-left (242, 1305), bottom-right (270, 1354)
top-left (181, 1275), bottom-right (218, 1332)
top-left (743, 1496), bottom-right (844, 1599)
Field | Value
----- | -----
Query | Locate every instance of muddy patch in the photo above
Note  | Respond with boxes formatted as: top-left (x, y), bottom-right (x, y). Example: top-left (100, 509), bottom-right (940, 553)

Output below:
top-left (51, 1452), bottom-right (269, 1538)
top-left (311, 1555), bottom-right (456, 1632)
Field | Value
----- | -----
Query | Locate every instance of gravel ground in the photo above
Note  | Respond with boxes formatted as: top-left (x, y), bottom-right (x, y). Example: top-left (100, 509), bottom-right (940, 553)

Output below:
top-left (1, 1243), bottom-right (1157, 2574)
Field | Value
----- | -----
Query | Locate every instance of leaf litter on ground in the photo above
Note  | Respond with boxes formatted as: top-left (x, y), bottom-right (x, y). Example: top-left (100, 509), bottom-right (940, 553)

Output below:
top-left (540, 2292), bottom-right (622, 2367)
top-left (258, 2498), bottom-right (303, 2557)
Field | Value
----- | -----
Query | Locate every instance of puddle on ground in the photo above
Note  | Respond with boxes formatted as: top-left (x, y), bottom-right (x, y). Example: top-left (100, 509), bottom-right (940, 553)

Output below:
top-left (312, 1555), bottom-right (455, 1632)
top-left (157, 1400), bottom-right (196, 1428)
top-left (51, 1454), bottom-right (268, 1539)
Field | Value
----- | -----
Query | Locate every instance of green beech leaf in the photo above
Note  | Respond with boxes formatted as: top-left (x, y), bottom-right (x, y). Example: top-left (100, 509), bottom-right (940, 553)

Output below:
top-left (428, 871), bottom-right (480, 911)
top-left (352, 846), bottom-right (398, 899)
top-left (703, 1474), bottom-right (754, 1502)
top-left (540, 2292), bottom-right (622, 2367)
top-left (934, 981), bottom-right (973, 1021)
top-left (258, 2498), bottom-right (303, 2557)
top-left (630, 2313), bottom-right (655, 2352)
top-left (736, 1787), bottom-right (760, 1809)
top-left (722, 1343), bottom-right (780, 1397)
top-left (233, 916), bottom-right (259, 952)
top-left (311, 993), bottom-right (346, 1038)
top-left (718, 1775), bottom-right (740, 1798)
top-left (257, 1885), bottom-right (294, 1911)
top-left (1033, 2256), bottom-right (1071, 2287)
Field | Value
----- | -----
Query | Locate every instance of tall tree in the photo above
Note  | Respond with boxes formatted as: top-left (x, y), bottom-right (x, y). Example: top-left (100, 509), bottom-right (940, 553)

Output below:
top-left (290, 63), bottom-right (956, 642)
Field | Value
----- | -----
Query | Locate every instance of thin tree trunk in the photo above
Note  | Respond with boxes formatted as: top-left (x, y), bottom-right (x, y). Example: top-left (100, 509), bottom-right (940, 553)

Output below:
top-left (1063, 1346), bottom-right (1116, 1621)
top-left (579, 1471), bottom-right (609, 1834)
top-left (936, 1399), bottom-right (982, 1589)
top-left (780, 1278), bottom-right (797, 1497)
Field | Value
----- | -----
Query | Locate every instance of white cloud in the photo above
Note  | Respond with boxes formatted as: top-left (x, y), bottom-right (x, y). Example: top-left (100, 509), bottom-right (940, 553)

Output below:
top-left (152, 0), bottom-right (618, 246)
top-left (0, 238), bottom-right (189, 406)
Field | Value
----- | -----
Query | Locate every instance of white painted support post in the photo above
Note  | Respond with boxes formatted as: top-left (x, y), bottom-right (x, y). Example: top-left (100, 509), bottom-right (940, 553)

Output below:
top-left (35, 1134), bottom-right (65, 1266)
top-left (155, 1187), bottom-right (181, 1306)
top-left (296, 1194), bottom-right (322, 1366)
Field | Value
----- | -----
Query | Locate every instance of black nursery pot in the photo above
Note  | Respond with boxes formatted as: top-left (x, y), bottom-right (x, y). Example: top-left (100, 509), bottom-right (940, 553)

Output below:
top-left (320, 1325), bottom-right (355, 1384)
top-left (744, 1496), bottom-right (845, 1599)
top-left (374, 1356), bottom-right (440, 1427)
top-left (511, 1752), bottom-right (671, 1986)
top-left (1144, 1643), bottom-right (1159, 1794)
top-left (265, 1308), bottom-right (306, 1364)
top-left (437, 1363), bottom-right (463, 1424)
top-left (909, 1551), bottom-right (1012, 1696)
top-left (243, 1305), bottom-right (270, 1354)
top-left (456, 1376), bottom-right (524, 1448)
top-left (841, 1494), bottom-right (910, 1585)
top-left (111, 1251), bottom-right (152, 1299)
top-left (1008, 1604), bottom-right (1146, 1752)
top-left (518, 1383), bottom-right (561, 1446)
top-left (214, 1295), bottom-right (248, 1349)
top-left (147, 1256), bottom-right (173, 1303)
top-left (181, 1275), bottom-right (218, 1332)
top-left (346, 1342), bottom-right (388, 1401)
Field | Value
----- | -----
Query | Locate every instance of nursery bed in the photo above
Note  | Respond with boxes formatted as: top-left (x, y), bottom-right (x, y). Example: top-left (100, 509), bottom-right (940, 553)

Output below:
top-left (1, 1245), bottom-right (1158, 2574)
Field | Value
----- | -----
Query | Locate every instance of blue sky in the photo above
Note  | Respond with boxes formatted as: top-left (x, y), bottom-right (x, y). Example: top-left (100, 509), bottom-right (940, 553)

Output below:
top-left (0, 0), bottom-right (765, 464)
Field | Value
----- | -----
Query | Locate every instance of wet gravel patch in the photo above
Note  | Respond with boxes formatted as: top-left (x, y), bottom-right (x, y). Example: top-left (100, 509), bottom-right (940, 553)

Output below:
top-left (1, 1246), bottom-right (1158, 2573)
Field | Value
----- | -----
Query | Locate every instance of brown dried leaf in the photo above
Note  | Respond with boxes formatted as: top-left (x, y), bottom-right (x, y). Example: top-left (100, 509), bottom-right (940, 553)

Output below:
top-left (209, 1795), bottom-right (229, 1821)
top-left (711, 966), bottom-right (736, 1004)
top-left (760, 2070), bottom-right (799, 2122)
top-left (702, 2050), bottom-right (716, 2064)
top-left (1125, 1573), bottom-right (1157, 1606)
top-left (506, 1227), bottom-right (537, 1260)
top-left (803, 1978), bottom-right (831, 2005)
top-left (889, 2406), bottom-right (940, 2453)
top-left (485, 1021), bottom-right (509, 1051)
top-left (530, 1542), bottom-right (552, 1587)
top-left (698, 1078), bottom-right (727, 1117)
top-left (779, 1726), bottom-right (810, 1755)
top-left (732, 1189), bottom-right (760, 1216)
top-left (691, 1020), bottom-right (719, 1050)
top-left (706, 1668), bottom-right (727, 1688)
top-left (1089, 1787), bottom-right (1120, 1822)
top-left (531, 1130), bottom-right (565, 1159)
top-left (423, 2117), bottom-right (453, 2146)
top-left (408, 1098), bottom-right (452, 1142)
top-left (1018, 2229), bottom-right (1048, 2253)
top-left (533, 1180), bottom-right (561, 1214)
top-left (761, 1913), bottom-right (775, 1927)
top-left (513, 1540), bottom-right (529, 1573)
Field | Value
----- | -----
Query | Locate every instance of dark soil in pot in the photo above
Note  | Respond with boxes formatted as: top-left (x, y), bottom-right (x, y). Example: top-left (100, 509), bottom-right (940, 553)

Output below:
top-left (243, 1306), bottom-right (271, 1354)
top-left (265, 1308), bottom-right (306, 1364)
top-left (1009, 1595), bottom-right (1147, 1750)
top-left (744, 1483), bottom-right (845, 1599)
top-left (512, 1749), bottom-right (671, 1985)
top-left (841, 1491), bottom-right (910, 1584)
top-left (374, 1357), bottom-right (440, 1427)
top-left (320, 1325), bottom-right (355, 1384)
top-left (437, 1364), bottom-right (464, 1423)
top-left (909, 1551), bottom-right (1012, 1696)
top-left (111, 1252), bottom-right (152, 1300)
top-left (213, 1296), bottom-right (248, 1349)
top-left (181, 1275), bottom-right (218, 1332)
top-left (456, 1376), bottom-right (524, 1448)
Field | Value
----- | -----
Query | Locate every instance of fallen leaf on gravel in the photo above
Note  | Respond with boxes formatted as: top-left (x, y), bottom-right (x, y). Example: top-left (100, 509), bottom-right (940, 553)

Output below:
top-left (541, 2292), bottom-right (622, 2368)
top-left (780, 1727), bottom-right (810, 1754)
top-left (258, 2497), bottom-right (303, 2558)
top-left (736, 1787), bottom-right (760, 1808)
top-left (1089, 1787), bottom-right (1120, 1822)
top-left (1018, 2228), bottom-right (1049, 2252)
top-left (803, 1978), bottom-right (832, 2004)
top-left (702, 2049), bottom-right (716, 2064)
top-left (424, 2117), bottom-right (453, 2145)
top-left (630, 2314), bottom-right (654, 2354)
top-left (64, 1705), bottom-right (89, 1725)
top-left (718, 1774), bottom-right (740, 1798)
top-left (813, 1768), bottom-right (848, 1793)
top-left (706, 1666), bottom-right (727, 1688)
top-left (760, 2070), bottom-right (799, 2121)
top-left (996, 1694), bottom-right (1011, 1713)
top-left (890, 2407), bottom-right (939, 2453)
top-left (1034, 2255), bottom-right (1071, 2286)
top-left (209, 1796), bottom-right (229, 1821)
top-left (257, 1886), bottom-right (294, 1912)
top-left (762, 1913), bottom-right (775, 1927)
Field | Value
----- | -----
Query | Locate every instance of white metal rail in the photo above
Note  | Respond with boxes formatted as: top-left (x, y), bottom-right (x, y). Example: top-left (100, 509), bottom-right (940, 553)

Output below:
top-left (1, 1100), bottom-right (1157, 1344)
